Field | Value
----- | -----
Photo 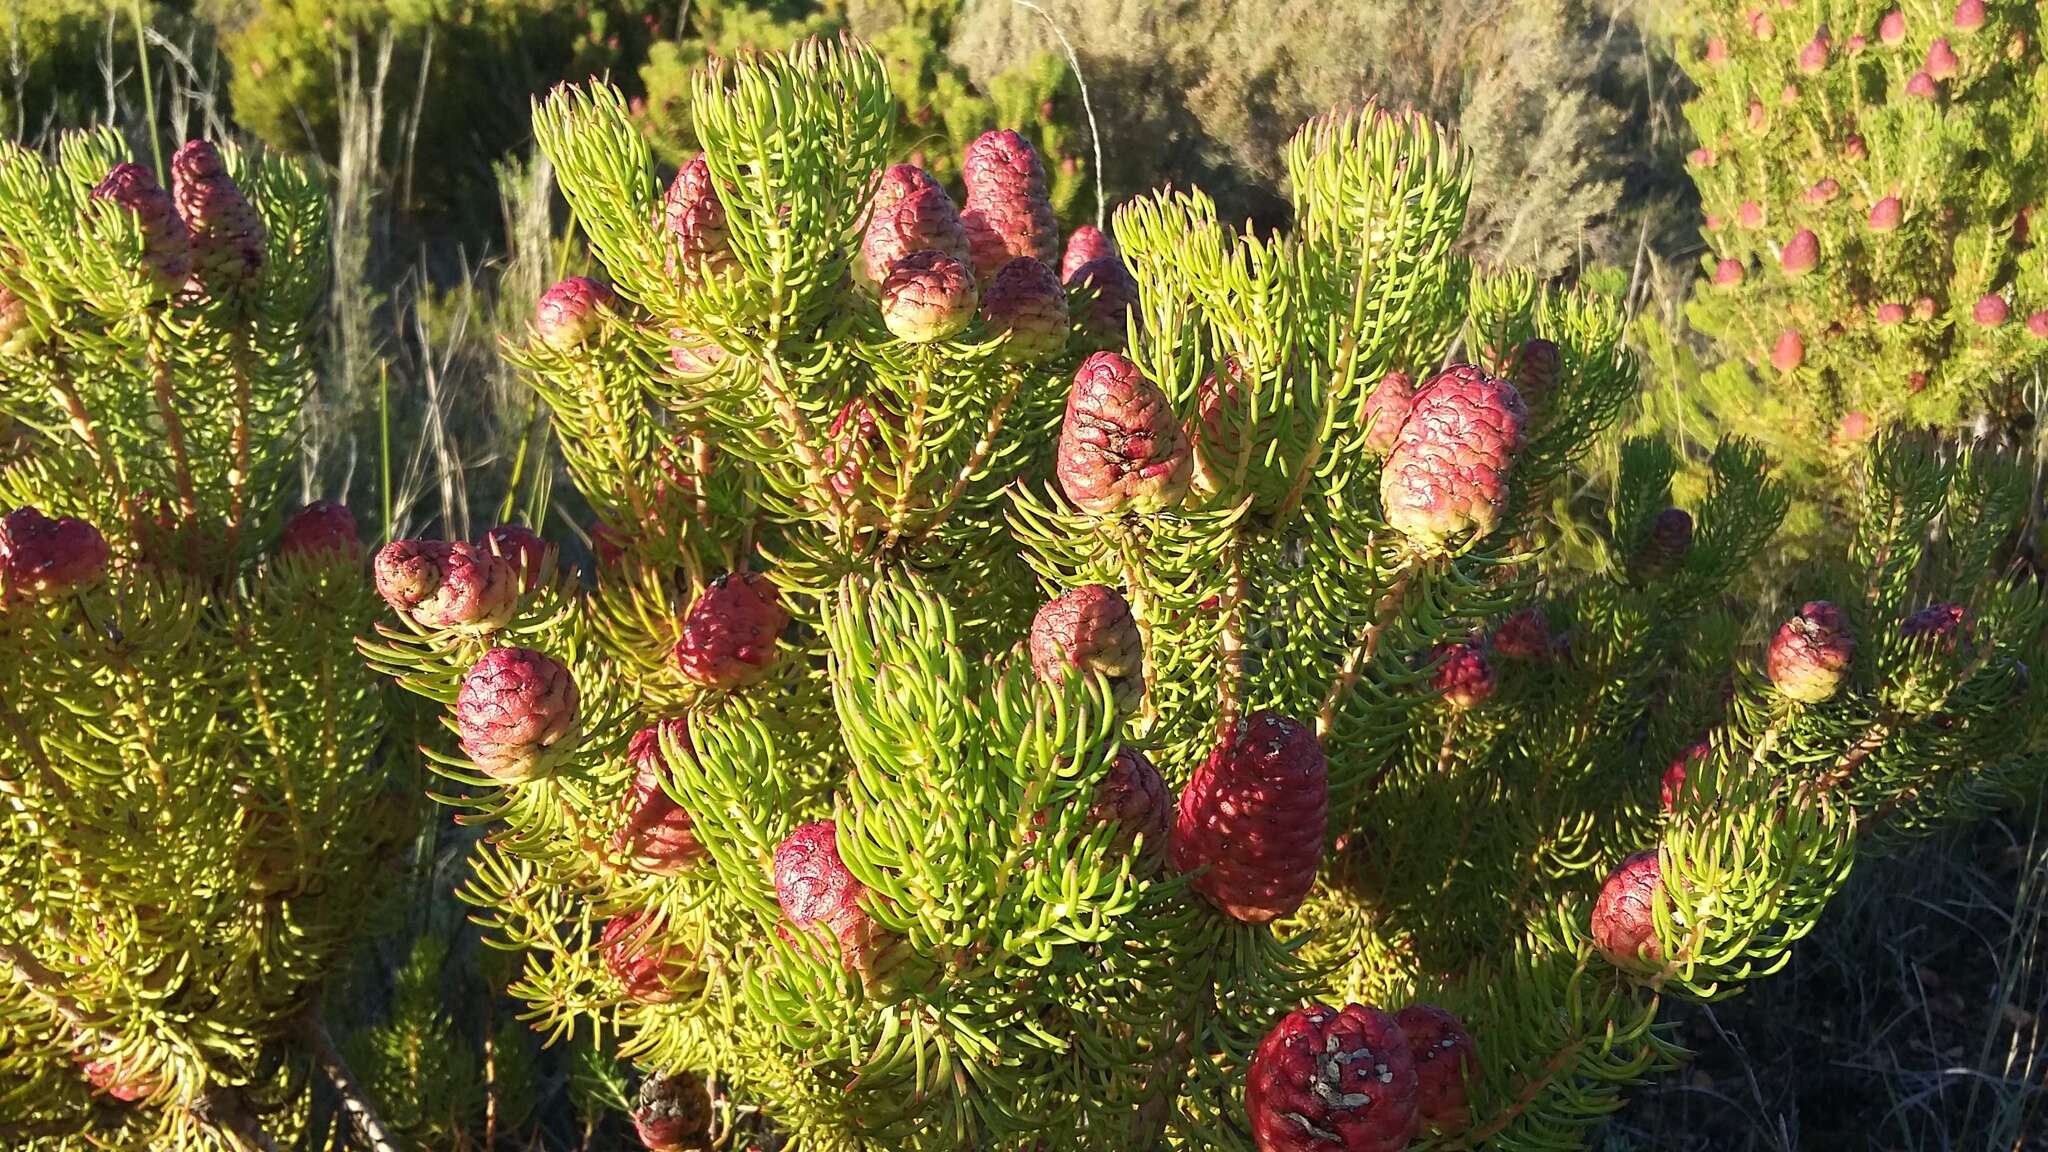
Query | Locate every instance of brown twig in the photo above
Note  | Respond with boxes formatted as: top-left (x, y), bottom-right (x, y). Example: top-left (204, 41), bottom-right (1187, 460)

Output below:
top-left (301, 1013), bottom-right (406, 1152)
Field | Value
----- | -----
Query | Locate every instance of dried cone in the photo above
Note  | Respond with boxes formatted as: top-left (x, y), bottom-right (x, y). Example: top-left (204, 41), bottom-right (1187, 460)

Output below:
top-left (481, 523), bottom-right (553, 590)
top-left (276, 501), bottom-right (361, 563)
top-left (1055, 352), bottom-right (1193, 516)
top-left (1171, 711), bottom-right (1328, 923)
top-left (1379, 365), bottom-right (1528, 551)
top-left (774, 820), bottom-right (880, 968)
top-left (91, 162), bottom-right (191, 291)
top-left (169, 139), bottom-right (265, 296)
top-left (672, 572), bottom-right (789, 689)
top-left (1431, 642), bottom-right (1494, 709)
top-left (879, 250), bottom-right (978, 343)
top-left (1490, 606), bottom-right (1551, 660)
top-left (611, 719), bottom-right (705, 874)
top-left (633, 1072), bottom-right (713, 1152)
top-left (1629, 507), bottom-right (1694, 583)
top-left (1028, 583), bottom-right (1146, 712)
top-left (456, 646), bottom-right (580, 783)
top-left (960, 129), bottom-right (1060, 278)
top-left (1, 507), bottom-right (109, 598)
top-left (662, 153), bottom-right (735, 280)
top-left (535, 277), bottom-right (616, 351)
top-left (860, 181), bottom-right (972, 291)
top-left (601, 911), bottom-right (691, 1004)
top-left (1767, 600), bottom-right (1855, 702)
top-left (1060, 223), bottom-right (1117, 281)
top-left (1361, 370), bottom-right (1415, 456)
top-left (373, 540), bottom-right (518, 632)
top-left (1066, 256), bottom-right (1140, 352)
top-left (1246, 1003), bottom-right (1420, 1152)
top-left (979, 256), bottom-right (1069, 361)
top-left (1395, 1004), bottom-right (1477, 1134)
top-left (1661, 740), bottom-right (1709, 811)
top-left (1591, 849), bottom-right (1666, 971)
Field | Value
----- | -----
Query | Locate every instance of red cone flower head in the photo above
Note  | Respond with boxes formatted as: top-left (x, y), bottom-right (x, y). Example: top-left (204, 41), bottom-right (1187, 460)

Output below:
top-left (1913, 297), bottom-right (1939, 321)
top-left (1868, 196), bottom-right (1903, 232)
top-left (662, 153), bottom-right (734, 280)
top-left (1592, 849), bottom-right (1666, 970)
top-left (980, 256), bottom-right (1070, 361)
top-left (1362, 370), bottom-right (1415, 456)
top-left (1056, 352), bottom-right (1192, 516)
top-left (1688, 147), bottom-right (1715, 168)
top-left (1029, 583), bottom-right (1146, 711)
top-left (1066, 255), bottom-right (1139, 351)
top-left (1749, 10), bottom-right (1775, 38)
top-left (1662, 740), bottom-right (1709, 810)
top-left (80, 1055), bottom-right (158, 1102)
top-left (277, 501), bottom-right (360, 562)
top-left (962, 133), bottom-right (1060, 279)
top-left (392, 541), bottom-right (518, 631)
top-left (859, 183), bottom-right (973, 290)
top-left (1491, 606), bottom-right (1551, 660)
top-left (1901, 601), bottom-right (1970, 651)
top-left (870, 163), bottom-right (942, 221)
top-left (1780, 229), bottom-right (1820, 275)
top-left (673, 572), bottom-right (788, 689)
top-left (1172, 711), bottom-right (1328, 923)
top-left (1246, 1003), bottom-right (1419, 1152)
top-left (0, 285), bottom-right (32, 354)
top-left (1880, 9), bottom-right (1906, 43)
top-left (1797, 31), bottom-right (1830, 72)
top-left (2027, 311), bottom-right (2048, 339)
top-left (1090, 748), bottom-right (1173, 855)
top-left (1737, 200), bottom-right (1764, 229)
top-left (1906, 70), bottom-right (1938, 98)
top-left (481, 523), bottom-right (553, 590)
top-left (1954, 0), bottom-right (1985, 31)
top-left (1805, 178), bottom-right (1841, 204)
top-left (1713, 259), bottom-right (1745, 287)
top-left (1630, 507), bottom-right (1694, 582)
top-left (1705, 37), bottom-right (1729, 64)
top-left (590, 520), bottom-right (630, 567)
top-left (456, 646), bottom-right (580, 782)
top-left (880, 249), bottom-right (978, 343)
top-left (601, 911), bottom-right (691, 1004)
top-left (774, 820), bottom-right (878, 966)
top-left (1877, 302), bottom-right (1908, 325)
top-left (962, 129), bottom-right (1051, 202)
top-left (1396, 1004), bottom-right (1477, 1133)
top-left (1061, 223), bottom-right (1117, 281)
top-left (536, 277), bottom-right (616, 351)
top-left (1431, 642), bottom-right (1494, 709)
top-left (1768, 600), bottom-right (1855, 702)
top-left (1379, 364), bottom-right (1528, 550)
top-left (633, 1072), bottom-right (712, 1152)
top-left (170, 139), bottom-right (265, 295)
top-left (1770, 329), bottom-right (1805, 373)
top-left (1508, 338), bottom-right (1562, 412)
top-left (1, 507), bottom-right (108, 597)
top-left (611, 719), bottom-right (705, 874)
top-left (1974, 294), bottom-right (2009, 327)
top-left (1926, 37), bottom-right (1959, 78)
top-left (91, 162), bottom-right (191, 291)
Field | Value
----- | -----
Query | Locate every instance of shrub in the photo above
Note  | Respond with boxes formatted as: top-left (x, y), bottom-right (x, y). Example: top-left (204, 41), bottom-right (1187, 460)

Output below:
top-left (1676, 0), bottom-right (2048, 485)
top-left (359, 34), bottom-right (2044, 1151)
top-left (0, 135), bottom-right (406, 1148)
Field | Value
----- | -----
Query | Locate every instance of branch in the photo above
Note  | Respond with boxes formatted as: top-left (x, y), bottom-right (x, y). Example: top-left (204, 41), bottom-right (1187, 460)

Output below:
top-left (301, 1013), bottom-right (407, 1152)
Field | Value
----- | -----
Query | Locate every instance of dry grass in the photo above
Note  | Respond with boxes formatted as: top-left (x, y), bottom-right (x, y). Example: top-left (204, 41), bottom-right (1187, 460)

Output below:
top-left (1606, 807), bottom-right (2048, 1151)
